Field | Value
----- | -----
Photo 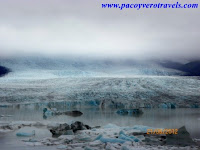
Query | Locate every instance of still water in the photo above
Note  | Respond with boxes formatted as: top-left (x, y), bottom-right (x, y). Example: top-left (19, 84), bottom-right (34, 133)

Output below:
top-left (0, 106), bottom-right (200, 138)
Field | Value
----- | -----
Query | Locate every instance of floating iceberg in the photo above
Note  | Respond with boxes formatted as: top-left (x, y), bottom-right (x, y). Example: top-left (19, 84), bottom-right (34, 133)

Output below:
top-left (116, 109), bottom-right (143, 116)
top-left (16, 130), bottom-right (35, 137)
top-left (119, 131), bottom-right (140, 142)
top-left (99, 137), bottom-right (126, 144)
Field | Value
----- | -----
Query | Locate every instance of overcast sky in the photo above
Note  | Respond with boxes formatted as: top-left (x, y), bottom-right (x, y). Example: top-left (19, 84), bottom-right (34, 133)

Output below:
top-left (0, 0), bottom-right (199, 59)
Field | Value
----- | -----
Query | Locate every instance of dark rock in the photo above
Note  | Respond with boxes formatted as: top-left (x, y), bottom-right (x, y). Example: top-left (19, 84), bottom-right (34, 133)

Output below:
top-left (144, 136), bottom-right (166, 146)
top-left (166, 126), bottom-right (196, 146)
top-left (143, 133), bottom-right (166, 146)
top-left (50, 123), bottom-right (71, 136)
top-left (71, 121), bottom-right (91, 132)
top-left (49, 121), bottom-right (91, 136)
top-left (0, 66), bottom-right (10, 77)
top-left (64, 111), bottom-right (83, 117)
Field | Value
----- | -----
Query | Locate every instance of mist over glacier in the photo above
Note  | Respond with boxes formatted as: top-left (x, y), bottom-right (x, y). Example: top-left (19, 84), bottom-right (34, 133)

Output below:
top-left (0, 56), bottom-right (187, 78)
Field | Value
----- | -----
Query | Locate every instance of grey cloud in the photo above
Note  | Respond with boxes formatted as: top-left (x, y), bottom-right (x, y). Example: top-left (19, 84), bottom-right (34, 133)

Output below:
top-left (0, 0), bottom-right (200, 59)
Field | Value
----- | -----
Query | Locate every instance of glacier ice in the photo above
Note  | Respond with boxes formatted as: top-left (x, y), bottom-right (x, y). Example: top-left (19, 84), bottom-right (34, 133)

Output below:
top-left (0, 76), bottom-right (200, 108)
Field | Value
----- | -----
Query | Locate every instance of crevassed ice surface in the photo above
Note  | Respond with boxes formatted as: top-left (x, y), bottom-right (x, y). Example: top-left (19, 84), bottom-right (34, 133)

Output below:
top-left (0, 74), bottom-right (200, 107)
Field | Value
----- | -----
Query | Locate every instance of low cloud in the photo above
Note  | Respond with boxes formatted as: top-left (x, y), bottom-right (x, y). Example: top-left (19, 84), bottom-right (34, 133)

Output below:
top-left (0, 0), bottom-right (200, 60)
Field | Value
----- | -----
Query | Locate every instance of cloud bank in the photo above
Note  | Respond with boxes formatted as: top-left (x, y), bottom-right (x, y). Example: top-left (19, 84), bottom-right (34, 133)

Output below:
top-left (0, 0), bottom-right (200, 59)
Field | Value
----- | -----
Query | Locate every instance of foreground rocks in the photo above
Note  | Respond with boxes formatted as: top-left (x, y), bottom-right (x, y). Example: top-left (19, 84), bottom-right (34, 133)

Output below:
top-left (0, 121), bottom-right (199, 150)
top-left (166, 126), bottom-right (196, 146)
top-left (46, 123), bottom-right (199, 149)
top-left (50, 121), bottom-right (91, 136)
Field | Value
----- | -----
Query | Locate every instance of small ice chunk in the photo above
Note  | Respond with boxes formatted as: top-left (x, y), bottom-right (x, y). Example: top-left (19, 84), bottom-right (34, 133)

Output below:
top-left (119, 134), bottom-right (139, 142)
top-left (94, 134), bottom-right (103, 141)
top-left (89, 140), bottom-right (102, 146)
top-left (76, 133), bottom-right (92, 142)
top-left (119, 130), bottom-right (140, 142)
top-left (121, 146), bottom-right (129, 150)
top-left (103, 124), bottom-right (120, 129)
top-left (47, 123), bottom-right (60, 128)
top-left (135, 135), bottom-right (145, 141)
top-left (132, 125), bottom-right (153, 132)
top-left (105, 143), bottom-right (117, 150)
top-left (58, 135), bottom-right (75, 141)
top-left (25, 142), bottom-right (42, 146)
top-left (99, 137), bottom-right (126, 144)
top-left (84, 146), bottom-right (94, 150)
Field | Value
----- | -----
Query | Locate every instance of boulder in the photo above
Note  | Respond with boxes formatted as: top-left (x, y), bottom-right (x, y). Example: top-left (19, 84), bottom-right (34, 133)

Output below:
top-left (64, 111), bottom-right (83, 117)
top-left (50, 123), bottom-right (71, 136)
top-left (49, 122), bottom-right (91, 136)
top-left (166, 126), bottom-right (196, 146)
top-left (71, 121), bottom-right (91, 132)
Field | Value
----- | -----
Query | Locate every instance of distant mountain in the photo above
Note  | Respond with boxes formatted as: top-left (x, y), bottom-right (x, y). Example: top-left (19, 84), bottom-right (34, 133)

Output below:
top-left (158, 60), bottom-right (200, 76)
top-left (0, 66), bottom-right (10, 77)
top-left (180, 61), bottom-right (200, 76)
top-left (157, 61), bottom-right (183, 70)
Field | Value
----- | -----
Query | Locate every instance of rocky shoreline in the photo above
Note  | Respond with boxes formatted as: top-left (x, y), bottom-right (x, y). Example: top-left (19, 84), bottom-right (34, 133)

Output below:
top-left (0, 121), bottom-right (199, 150)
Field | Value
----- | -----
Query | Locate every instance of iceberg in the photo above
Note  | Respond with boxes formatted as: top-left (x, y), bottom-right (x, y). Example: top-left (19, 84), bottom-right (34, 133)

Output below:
top-left (116, 109), bottom-right (143, 116)
top-left (16, 130), bottom-right (35, 137)
top-left (99, 137), bottom-right (126, 144)
top-left (159, 103), bottom-right (168, 109)
top-left (119, 131), bottom-right (140, 142)
top-left (133, 125), bottom-right (155, 133)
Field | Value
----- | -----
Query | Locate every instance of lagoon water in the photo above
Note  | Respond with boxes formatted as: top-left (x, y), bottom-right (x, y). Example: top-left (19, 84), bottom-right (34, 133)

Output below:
top-left (1, 106), bottom-right (200, 138)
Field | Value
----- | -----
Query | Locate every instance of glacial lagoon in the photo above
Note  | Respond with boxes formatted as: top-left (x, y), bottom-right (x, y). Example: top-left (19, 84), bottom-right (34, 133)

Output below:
top-left (1, 105), bottom-right (199, 138)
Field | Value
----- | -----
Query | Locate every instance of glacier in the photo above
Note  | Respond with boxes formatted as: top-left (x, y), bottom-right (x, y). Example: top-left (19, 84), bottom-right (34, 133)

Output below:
top-left (0, 76), bottom-right (200, 108)
top-left (0, 57), bottom-right (200, 108)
